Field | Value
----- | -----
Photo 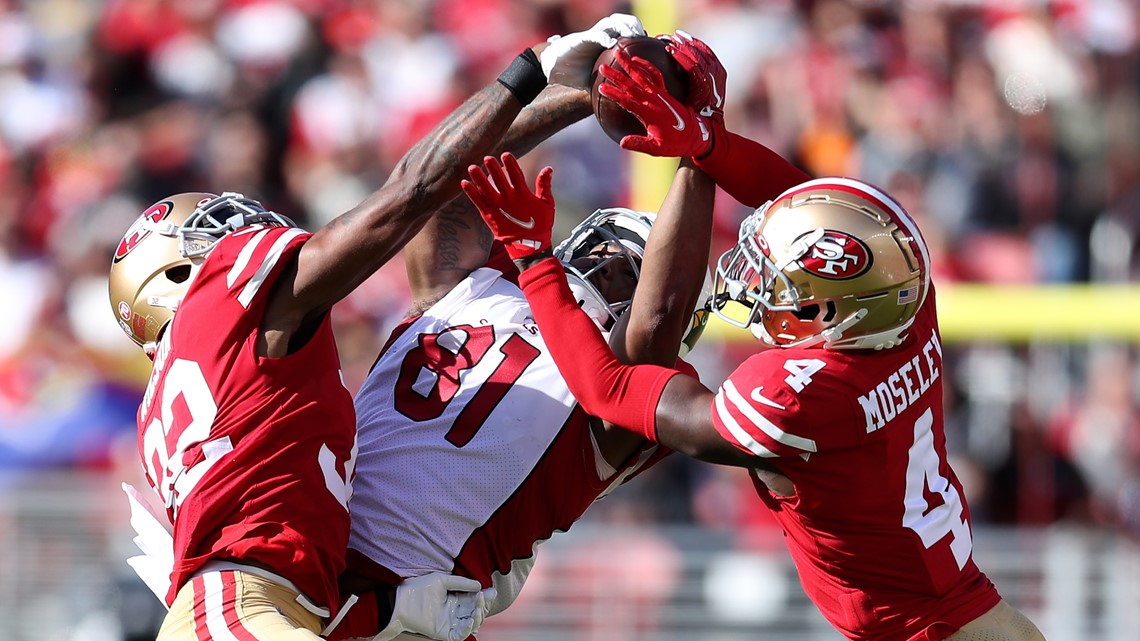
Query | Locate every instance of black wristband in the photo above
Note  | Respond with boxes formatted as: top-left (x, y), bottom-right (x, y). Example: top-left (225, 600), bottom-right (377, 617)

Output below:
top-left (513, 247), bottom-right (555, 272)
top-left (497, 48), bottom-right (547, 106)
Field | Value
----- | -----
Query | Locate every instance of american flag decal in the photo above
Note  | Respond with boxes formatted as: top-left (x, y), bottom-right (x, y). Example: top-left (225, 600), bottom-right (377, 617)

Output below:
top-left (898, 285), bottom-right (919, 304)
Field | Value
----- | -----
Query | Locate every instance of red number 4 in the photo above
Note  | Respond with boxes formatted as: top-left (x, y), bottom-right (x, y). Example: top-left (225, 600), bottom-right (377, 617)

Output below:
top-left (394, 325), bottom-right (539, 447)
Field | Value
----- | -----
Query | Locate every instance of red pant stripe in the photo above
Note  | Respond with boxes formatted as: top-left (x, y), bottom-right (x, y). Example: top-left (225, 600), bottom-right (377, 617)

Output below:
top-left (219, 572), bottom-right (262, 641)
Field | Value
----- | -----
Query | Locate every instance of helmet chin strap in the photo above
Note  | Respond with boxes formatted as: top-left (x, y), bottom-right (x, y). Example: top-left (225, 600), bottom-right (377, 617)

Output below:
top-left (753, 308), bottom-right (869, 350)
top-left (820, 308), bottom-right (868, 348)
top-left (846, 316), bottom-right (916, 351)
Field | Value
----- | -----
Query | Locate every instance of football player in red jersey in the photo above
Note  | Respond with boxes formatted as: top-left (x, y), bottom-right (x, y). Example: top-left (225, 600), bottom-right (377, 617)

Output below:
top-left (106, 29), bottom-right (612, 641)
top-left (462, 32), bottom-right (1048, 641)
top-left (336, 16), bottom-right (730, 637)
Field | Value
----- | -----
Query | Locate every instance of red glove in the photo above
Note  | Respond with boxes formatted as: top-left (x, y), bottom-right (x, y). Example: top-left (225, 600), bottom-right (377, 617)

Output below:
top-left (461, 153), bottom-right (556, 261)
top-left (598, 48), bottom-right (715, 158)
top-left (661, 30), bottom-right (726, 125)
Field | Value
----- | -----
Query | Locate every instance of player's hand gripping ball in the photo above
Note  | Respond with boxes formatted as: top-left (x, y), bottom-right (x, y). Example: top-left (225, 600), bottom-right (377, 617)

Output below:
top-left (591, 36), bottom-right (688, 144)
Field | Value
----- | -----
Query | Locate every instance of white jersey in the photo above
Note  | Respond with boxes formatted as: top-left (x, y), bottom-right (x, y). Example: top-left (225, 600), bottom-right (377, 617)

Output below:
top-left (349, 268), bottom-right (660, 615)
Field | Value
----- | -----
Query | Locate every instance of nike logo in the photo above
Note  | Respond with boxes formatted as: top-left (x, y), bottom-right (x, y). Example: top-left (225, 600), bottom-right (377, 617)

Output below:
top-left (499, 208), bottom-right (535, 230)
top-left (709, 72), bottom-right (723, 108)
top-left (658, 95), bottom-right (685, 131)
top-left (750, 386), bottom-right (785, 410)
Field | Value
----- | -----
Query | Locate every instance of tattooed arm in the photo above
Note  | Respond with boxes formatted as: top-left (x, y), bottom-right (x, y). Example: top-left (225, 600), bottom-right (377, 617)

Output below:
top-left (403, 83), bottom-right (592, 314)
top-left (257, 47), bottom-right (551, 356)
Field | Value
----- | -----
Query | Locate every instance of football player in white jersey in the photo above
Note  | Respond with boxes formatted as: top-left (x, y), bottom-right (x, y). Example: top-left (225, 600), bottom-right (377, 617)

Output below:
top-left (335, 28), bottom-right (727, 639)
top-left (107, 18), bottom-right (643, 641)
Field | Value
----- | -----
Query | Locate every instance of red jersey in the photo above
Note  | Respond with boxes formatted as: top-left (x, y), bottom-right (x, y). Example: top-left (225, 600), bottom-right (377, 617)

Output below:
top-left (710, 289), bottom-right (999, 640)
top-left (136, 225), bottom-right (357, 612)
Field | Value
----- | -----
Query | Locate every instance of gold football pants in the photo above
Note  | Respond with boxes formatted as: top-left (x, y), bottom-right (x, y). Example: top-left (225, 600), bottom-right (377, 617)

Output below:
top-left (947, 599), bottom-right (1047, 641)
top-left (158, 569), bottom-right (325, 641)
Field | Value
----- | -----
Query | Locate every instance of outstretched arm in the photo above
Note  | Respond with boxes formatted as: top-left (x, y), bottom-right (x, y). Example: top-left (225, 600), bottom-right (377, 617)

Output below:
top-left (401, 12), bottom-right (648, 314)
top-left (614, 158), bottom-right (713, 366)
top-left (693, 129), bottom-right (811, 209)
top-left (403, 84), bottom-right (593, 314)
top-left (260, 46), bottom-right (549, 355)
top-left (596, 157), bottom-right (714, 465)
top-left (260, 14), bottom-right (648, 354)
top-left (461, 154), bottom-right (767, 467)
top-left (517, 257), bottom-right (758, 467)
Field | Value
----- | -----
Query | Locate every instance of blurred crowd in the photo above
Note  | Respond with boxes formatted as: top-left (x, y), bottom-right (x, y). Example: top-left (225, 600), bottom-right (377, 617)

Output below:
top-left (0, 0), bottom-right (1139, 547)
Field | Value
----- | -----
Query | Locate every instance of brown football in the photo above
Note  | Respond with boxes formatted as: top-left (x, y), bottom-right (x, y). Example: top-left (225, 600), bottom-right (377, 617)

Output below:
top-left (590, 36), bottom-right (689, 144)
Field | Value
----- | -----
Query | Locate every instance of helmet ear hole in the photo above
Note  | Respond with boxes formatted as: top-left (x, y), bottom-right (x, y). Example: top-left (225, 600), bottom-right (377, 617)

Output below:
top-left (789, 300), bottom-right (839, 323)
top-left (165, 265), bottom-right (192, 283)
top-left (822, 300), bottom-right (837, 323)
top-left (792, 303), bottom-right (820, 321)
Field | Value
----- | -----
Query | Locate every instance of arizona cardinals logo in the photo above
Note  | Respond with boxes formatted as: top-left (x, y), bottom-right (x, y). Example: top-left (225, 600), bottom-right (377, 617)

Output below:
top-left (113, 201), bottom-right (173, 263)
top-left (798, 230), bottom-right (872, 280)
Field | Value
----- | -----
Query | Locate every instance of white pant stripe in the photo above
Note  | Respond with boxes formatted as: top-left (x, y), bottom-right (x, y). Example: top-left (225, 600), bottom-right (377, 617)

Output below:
top-left (202, 572), bottom-right (243, 641)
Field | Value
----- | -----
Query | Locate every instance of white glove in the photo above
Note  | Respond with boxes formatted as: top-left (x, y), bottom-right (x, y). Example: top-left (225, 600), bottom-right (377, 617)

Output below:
top-left (373, 573), bottom-right (497, 641)
top-left (540, 13), bottom-right (647, 89)
top-left (122, 482), bottom-right (174, 608)
top-left (456, 584), bottom-right (496, 636)
top-left (587, 13), bottom-right (646, 39)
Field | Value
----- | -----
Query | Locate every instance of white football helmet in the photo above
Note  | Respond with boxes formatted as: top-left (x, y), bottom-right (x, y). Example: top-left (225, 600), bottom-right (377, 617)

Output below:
top-left (108, 192), bottom-right (295, 352)
top-left (712, 177), bottom-right (930, 350)
top-left (554, 207), bottom-right (710, 356)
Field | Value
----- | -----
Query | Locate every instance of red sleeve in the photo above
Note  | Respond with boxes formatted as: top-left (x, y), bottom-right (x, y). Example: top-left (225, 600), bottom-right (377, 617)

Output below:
top-left (674, 358), bottom-right (698, 380)
top-left (517, 257), bottom-right (680, 442)
top-left (484, 240), bottom-right (520, 284)
top-left (694, 129), bottom-right (811, 208)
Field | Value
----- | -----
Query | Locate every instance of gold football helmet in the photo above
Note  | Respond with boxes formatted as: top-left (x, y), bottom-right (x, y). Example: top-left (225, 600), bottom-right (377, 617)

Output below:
top-left (712, 177), bottom-right (930, 350)
top-left (108, 192), bottom-right (295, 353)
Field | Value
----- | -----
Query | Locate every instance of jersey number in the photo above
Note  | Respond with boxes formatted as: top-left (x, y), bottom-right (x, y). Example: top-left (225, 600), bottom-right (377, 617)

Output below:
top-left (902, 407), bottom-right (972, 569)
top-left (141, 359), bottom-right (221, 517)
top-left (395, 324), bottom-right (540, 447)
top-left (783, 358), bottom-right (825, 392)
top-left (775, 358), bottom-right (971, 569)
top-left (141, 356), bottom-right (357, 518)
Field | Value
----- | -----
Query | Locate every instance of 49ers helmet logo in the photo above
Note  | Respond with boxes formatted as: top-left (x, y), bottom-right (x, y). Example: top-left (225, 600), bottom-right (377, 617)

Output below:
top-left (797, 230), bottom-right (872, 280)
top-left (113, 201), bottom-right (173, 263)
